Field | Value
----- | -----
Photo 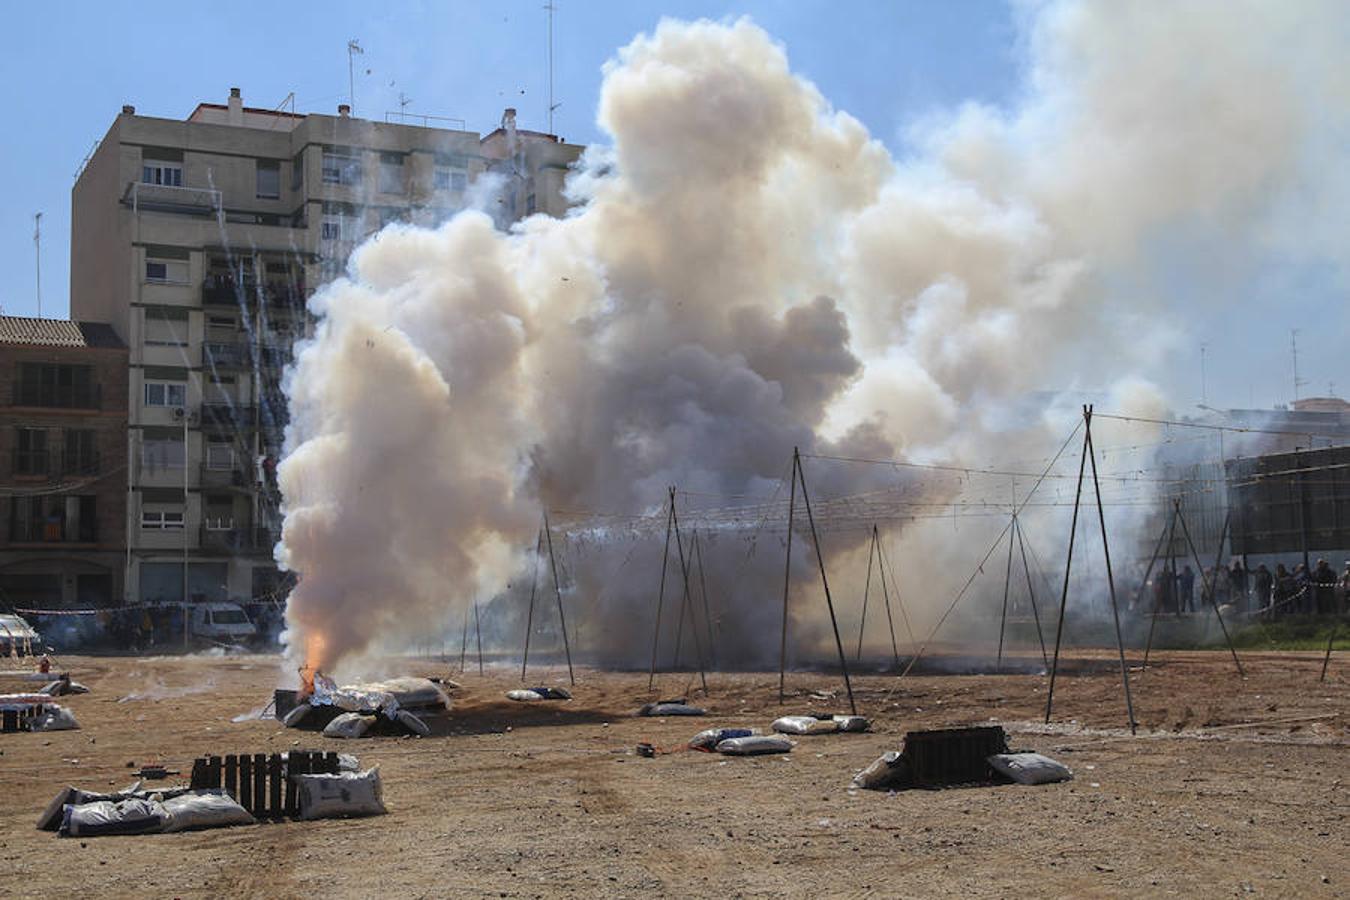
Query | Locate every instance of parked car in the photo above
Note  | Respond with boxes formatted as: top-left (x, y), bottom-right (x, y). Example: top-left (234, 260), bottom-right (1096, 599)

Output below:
top-left (189, 603), bottom-right (257, 645)
top-left (0, 613), bottom-right (42, 655)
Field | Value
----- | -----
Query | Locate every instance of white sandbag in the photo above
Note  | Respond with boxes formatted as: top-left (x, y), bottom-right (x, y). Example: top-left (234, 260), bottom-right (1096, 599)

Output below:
top-left (61, 798), bottom-right (168, 837)
top-left (689, 727), bottom-right (754, 750)
top-left (716, 735), bottom-right (793, 756)
top-left (852, 750), bottom-right (907, 790)
top-left (506, 689), bottom-right (544, 702)
top-left (833, 715), bottom-right (870, 733)
top-left (527, 686), bottom-right (571, 700)
top-left (394, 709), bottom-right (431, 736)
top-left (772, 715), bottom-right (838, 735)
top-left (988, 752), bottom-right (1073, 785)
top-left (29, 705), bottom-right (80, 732)
top-left (323, 712), bottom-right (375, 739)
top-left (638, 702), bottom-right (705, 717)
top-left (296, 767), bottom-right (386, 821)
top-left (337, 753), bottom-right (360, 773)
top-left (282, 704), bottom-right (312, 728)
top-left (161, 790), bottom-right (255, 832)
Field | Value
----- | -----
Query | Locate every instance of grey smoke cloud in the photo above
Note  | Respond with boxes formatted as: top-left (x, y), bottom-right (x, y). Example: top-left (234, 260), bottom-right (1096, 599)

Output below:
top-left (277, 6), bottom-right (1349, 676)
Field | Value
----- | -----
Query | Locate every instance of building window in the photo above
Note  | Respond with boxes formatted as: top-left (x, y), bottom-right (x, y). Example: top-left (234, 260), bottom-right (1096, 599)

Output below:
top-left (144, 308), bottom-right (189, 346)
top-left (141, 510), bottom-right (185, 530)
top-left (143, 382), bottom-right (187, 408)
top-left (9, 495), bottom-right (96, 543)
top-left (291, 153), bottom-right (304, 190)
top-left (145, 258), bottom-right (188, 284)
top-left (142, 161), bottom-right (183, 187)
top-left (256, 160), bottom-right (281, 199)
top-left (321, 148), bottom-right (362, 185)
top-left (15, 363), bottom-right (97, 409)
top-left (205, 443), bottom-right (235, 470)
top-left (526, 193), bottom-right (537, 215)
top-left (320, 217), bottom-right (344, 241)
top-left (140, 438), bottom-right (185, 472)
top-left (13, 428), bottom-right (49, 476)
top-left (63, 429), bottom-right (98, 476)
top-left (378, 152), bottom-right (404, 194)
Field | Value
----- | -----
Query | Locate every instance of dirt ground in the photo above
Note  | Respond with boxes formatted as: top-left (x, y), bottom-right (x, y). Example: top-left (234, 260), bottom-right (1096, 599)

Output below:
top-left (1, 649), bottom-right (1346, 899)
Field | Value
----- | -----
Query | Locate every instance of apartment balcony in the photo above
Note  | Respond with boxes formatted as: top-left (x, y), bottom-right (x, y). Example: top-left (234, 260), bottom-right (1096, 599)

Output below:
top-left (203, 275), bottom-right (308, 308)
top-left (198, 462), bottom-right (252, 490)
top-left (11, 382), bottom-right (101, 410)
top-left (13, 451), bottom-right (106, 480)
top-left (199, 524), bottom-right (274, 554)
top-left (199, 403), bottom-right (257, 432)
top-left (203, 341), bottom-right (248, 369)
top-left (124, 181), bottom-right (221, 216)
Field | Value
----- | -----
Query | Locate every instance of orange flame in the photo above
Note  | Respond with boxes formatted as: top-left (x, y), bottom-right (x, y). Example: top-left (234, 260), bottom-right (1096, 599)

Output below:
top-left (298, 632), bottom-right (327, 699)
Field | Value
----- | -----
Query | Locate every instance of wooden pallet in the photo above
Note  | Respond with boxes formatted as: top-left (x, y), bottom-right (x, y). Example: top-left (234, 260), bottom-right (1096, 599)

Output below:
top-left (189, 750), bottom-right (340, 819)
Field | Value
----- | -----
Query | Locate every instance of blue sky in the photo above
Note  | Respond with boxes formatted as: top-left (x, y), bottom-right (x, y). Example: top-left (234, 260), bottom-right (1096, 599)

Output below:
top-left (1, 1), bottom-right (1343, 411)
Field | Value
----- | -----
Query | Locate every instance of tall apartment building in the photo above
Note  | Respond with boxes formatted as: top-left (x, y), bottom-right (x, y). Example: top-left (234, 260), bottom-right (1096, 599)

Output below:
top-left (0, 316), bottom-right (128, 608)
top-left (70, 89), bottom-right (583, 606)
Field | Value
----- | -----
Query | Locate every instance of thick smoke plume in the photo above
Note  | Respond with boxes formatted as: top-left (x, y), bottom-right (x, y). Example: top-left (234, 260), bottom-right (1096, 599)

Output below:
top-left (278, 3), bottom-right (1350, 677)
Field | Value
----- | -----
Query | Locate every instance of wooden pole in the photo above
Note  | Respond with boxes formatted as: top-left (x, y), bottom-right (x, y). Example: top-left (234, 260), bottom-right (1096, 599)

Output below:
top-left (854, 526), bottom-right (877, 661)
top-left (876, 533), bottom-right (915, 660)
top-left (521, 527), bottom-right (543, 681)
top-left (647, 498), bottom-right (674, 691)
top-left (1139, 507), bottom-right (1171, 669)
top-left (542, 512), bottom-right (575, 686)
top-left (670, 490), bottom-right (709, 695)
top-left (1320, 620), bottom-right (1338, 682)
top-left (794, 448), bottom-right (858, 715)
top-left (1014, 517), bottom-right (1050, 668)
top-left (473, 600), bottom-right (483, 677)
top-left (1083, 407), bottom-right (1137, 735)
top-left (458, 604), bottom-right (469, 674)
top-left (778, 453), bottom-right (798, 705)
top-left (996, 513), bottom-right (1016, 672)
top-left (1175, 505), bottom-right (1244, 677)
top-left (1045, 417), bottom-right (1090, 725)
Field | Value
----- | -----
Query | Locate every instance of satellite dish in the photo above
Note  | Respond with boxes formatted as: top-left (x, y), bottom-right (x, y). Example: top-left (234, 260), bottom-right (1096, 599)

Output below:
top-left (172, 407), bottom-right (186, 421)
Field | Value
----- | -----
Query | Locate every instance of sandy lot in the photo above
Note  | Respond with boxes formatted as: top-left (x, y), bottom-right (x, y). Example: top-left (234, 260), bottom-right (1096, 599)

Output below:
top-left (1, 650), bottom-right (1346, 899)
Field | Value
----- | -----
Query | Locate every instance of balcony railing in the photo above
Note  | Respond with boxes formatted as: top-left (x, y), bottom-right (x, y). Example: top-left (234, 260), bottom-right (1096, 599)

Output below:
top-left (12, 382), bottom-right (101, 410)
top-left (10, 521), bottom-right (97, 544)
top-left (13, 451), bottom-right (103, 479)
top-left (203, 341), bottom-right (248, 369)
top-left (125, 181), bottom-right (221, 216)
top-left (198, 525), bottom-right (274, 553)
top-left (203, 275), bottom-right (308, 308)
top-left (199, 462), bottom-right (250, 489)
top-left (199, 403), bottom-right (257, 431)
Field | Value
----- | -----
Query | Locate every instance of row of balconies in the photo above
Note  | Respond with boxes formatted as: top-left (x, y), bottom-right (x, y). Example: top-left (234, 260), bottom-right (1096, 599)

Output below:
top-left (10, 383), bottom-right (102, 410)
top-left (11, 449), bottom-right (101, 479)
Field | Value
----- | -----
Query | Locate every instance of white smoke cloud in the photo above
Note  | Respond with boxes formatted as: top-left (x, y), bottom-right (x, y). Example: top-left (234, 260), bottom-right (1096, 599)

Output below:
top-left (277, 5), bottom-right (1349, 676)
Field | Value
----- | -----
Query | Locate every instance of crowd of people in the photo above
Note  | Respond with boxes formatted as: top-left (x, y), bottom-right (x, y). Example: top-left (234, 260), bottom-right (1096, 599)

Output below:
top-left (1141, 557), bottom-right (1350, 617)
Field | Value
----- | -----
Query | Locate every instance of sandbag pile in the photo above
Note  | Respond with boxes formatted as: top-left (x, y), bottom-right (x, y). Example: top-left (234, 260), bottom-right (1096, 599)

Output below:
top-left (851, 748), bottom-right (1072, 791)
top-left (38, 764), bottom-right (387, 836)
top-left (287, 675), bottom-right (449, 736)
top-left (772, 714), bottom-right (870, 735)
top-left (506, 686), bottom-right (572, 702)
top-left (637, 699), bottom-right (706, 717)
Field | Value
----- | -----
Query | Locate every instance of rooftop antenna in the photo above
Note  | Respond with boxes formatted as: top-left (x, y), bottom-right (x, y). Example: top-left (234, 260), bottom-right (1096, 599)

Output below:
top-left (347, 39), bottom-right (364, 115)
top-left (544, 2), bottom-right (561, 134)
top-left (33, 212), bottom-right (42, 319)
top-left (397, 91), bottom-right (413, 117)
top-left (1291, 329), bottom-right (1307, 402)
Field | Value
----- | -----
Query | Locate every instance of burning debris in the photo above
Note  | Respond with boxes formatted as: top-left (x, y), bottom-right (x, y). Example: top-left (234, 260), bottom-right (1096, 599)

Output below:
top-left (276, 671), bottom-right (451, 738)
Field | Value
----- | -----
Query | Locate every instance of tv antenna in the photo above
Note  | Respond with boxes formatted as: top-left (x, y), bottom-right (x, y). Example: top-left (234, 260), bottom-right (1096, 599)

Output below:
top-left (544, 2), bottom-right (561, 134)
top-left (398, 91), bottom-right (413, 115)
top-left (1291, 329), bottom-right (1308, 402)
top-left (347, 39), bottom-right (364, 114)
top-left (33, 213), bottom-right (42, 319)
